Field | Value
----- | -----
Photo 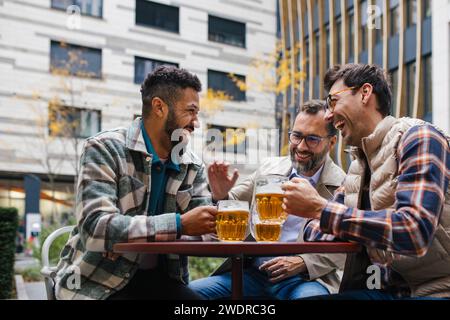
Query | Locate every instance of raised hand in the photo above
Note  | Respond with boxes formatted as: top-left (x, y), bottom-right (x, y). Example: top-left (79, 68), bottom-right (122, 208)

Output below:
top-left (207, 161), bottom-right (239, 202)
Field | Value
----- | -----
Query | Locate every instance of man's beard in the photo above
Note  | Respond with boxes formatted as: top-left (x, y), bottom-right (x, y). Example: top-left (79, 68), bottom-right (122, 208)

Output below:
top-left (164, 108), bottom-right (192, 161)
top-left (290, 145), bottom-right (328, 174)
top-left (164, 108), bottom-right (180, 148)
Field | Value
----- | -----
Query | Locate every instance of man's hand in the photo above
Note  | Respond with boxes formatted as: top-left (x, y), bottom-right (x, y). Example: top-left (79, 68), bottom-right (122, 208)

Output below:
top-left (181, 206), bottom-right (218, 236)
top-left (259, 256), bottom-right (307, 283)
top-left (208, 161), bottom-right (239, 202)
top-left (281, 177), bottom-right (328, 219)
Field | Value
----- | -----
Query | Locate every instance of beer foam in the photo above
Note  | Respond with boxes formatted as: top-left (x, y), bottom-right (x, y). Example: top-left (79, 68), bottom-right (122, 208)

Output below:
top-left (217, 200), bottom-right (249, 212)
top-left (255, 184), bottom-right (283, 195)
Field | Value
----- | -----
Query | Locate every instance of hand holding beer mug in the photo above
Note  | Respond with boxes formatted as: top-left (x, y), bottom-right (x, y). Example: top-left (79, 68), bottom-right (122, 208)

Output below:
top-left (216, 200), bottom-right (250, 242)
top-left (251, 175), bottom-right (288, 242)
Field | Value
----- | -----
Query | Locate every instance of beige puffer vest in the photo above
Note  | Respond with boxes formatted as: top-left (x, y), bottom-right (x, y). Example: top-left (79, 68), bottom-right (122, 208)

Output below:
top-left (344, 116), bottom-right (450, 298)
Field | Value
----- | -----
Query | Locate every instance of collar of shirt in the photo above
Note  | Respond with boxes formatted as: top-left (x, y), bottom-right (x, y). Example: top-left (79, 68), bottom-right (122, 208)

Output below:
top-left (289, 164), bottom-right (324, 187)
top-left (140, 122), bottom-right (180, 172)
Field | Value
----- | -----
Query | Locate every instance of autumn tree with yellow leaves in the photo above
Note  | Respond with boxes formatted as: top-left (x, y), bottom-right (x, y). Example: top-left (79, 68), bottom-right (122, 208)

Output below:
top-left (230, 41), bottom-right (305, 155)
top-left (22, 42), bottom-right (101, 219)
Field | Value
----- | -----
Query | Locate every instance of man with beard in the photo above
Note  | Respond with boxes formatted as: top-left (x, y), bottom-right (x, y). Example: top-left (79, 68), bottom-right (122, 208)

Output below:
top-left (54, 66), bottom-right (217, 300)
top-left (188, 100), bottom-right (347, 300)
top-left (282, 64), bottom-right (450, 299)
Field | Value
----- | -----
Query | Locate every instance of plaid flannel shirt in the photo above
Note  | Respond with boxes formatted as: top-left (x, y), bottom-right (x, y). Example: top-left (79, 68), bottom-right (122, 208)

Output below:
top-left (304, 124), bottom-right (450, 257)
top-left (55, 118), bottom-right (211, 300)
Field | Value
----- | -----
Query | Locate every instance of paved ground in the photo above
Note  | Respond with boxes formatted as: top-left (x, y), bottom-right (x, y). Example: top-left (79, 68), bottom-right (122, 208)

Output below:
top-left (14, 253), bottom-right (47, 300)
top-left (24, 281), bottom-right (47, 300)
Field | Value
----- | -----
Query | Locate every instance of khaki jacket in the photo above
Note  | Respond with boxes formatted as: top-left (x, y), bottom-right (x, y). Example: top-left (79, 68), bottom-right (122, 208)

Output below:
top-left (213, 155), bottom-right (347, 294)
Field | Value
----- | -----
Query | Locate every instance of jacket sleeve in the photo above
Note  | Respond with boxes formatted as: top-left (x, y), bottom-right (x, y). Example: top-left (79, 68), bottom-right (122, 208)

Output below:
top-left (228, 170), bottom-right (258, 203)
top-left (77, 138), bottom-right (179, 252)
top-left (299, 253), bottom-right (346, 280)
top-left (186, 162), bottom-right (213, 211)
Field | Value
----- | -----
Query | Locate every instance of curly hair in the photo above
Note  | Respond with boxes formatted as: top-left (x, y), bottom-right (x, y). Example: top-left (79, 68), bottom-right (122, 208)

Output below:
top-left (324, 63), bottom-right (392, 117)
top-left (140, 65), bottom-right (202, 118)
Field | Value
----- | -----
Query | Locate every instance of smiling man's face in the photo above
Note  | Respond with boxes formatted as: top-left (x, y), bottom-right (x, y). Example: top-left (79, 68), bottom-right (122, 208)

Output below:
top-left (325, 79), bottom-right (366, 147)
top-left (164, 87), bottom-right (200, 145)
top-left (289, 110), bottom-right (334, 176)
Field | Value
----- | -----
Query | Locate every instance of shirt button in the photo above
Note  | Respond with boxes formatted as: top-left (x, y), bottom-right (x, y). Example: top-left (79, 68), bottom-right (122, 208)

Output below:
top-left (124, 273), bottom-right (130, 278)
top-left (105, 289), bottom-right (110, 293)
top-left (145, 156), bottom-right (151, 162)
top-left (156, 166), bottom-right (161, 172)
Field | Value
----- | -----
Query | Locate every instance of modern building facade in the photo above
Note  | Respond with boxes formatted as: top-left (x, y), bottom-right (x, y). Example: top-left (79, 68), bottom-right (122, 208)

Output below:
top-left (276, 0), bottom-right (446, 169)
top-left (0, 0), bottom-right (277, 220)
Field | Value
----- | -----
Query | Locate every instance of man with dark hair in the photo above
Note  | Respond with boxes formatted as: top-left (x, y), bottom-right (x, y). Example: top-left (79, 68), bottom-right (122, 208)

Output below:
top-left (54, 66), bottom-right (217, 300)
top-left (189, 100), bottom-right (347, 300)
top-left (283, 63), bottom-right (450, 299)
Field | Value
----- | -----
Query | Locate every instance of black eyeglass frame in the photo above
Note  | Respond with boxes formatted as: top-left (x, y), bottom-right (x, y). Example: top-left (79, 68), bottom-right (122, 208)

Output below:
top-left (288, 131), bottom-right (333, 148)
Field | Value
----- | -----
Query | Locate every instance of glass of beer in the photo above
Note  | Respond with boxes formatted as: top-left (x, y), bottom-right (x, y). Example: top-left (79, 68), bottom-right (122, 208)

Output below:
top-left (250, 208), bottom-right (283, 242)
top-left (255, 175), bottom-right (288, 221)
top-left (216, 200), bottom-right (250, 242)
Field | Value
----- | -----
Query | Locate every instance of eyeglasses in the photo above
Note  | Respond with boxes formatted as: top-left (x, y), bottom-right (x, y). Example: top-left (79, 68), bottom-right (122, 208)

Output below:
top-left (326, 86), bottom-right (358, 112)
top-left (288, 131), bottom-right (332, 149)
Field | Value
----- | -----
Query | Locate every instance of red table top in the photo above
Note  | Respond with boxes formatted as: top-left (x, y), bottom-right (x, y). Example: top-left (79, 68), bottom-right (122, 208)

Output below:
top-left (113, 241), bottom-right (361, 257)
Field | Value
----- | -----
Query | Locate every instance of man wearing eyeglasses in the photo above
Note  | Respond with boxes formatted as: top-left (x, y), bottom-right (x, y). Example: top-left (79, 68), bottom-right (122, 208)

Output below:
top-left (283, 63), bottom-right (450, 299)
top-left (189, 100), bottom-right (347, 300)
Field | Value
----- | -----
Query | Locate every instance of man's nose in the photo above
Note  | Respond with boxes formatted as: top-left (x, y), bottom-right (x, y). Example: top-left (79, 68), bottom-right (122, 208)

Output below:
top-left (193, 119), bottom-right (200, 128)
top-left (324, 109), bottom-right (334, 122)
top-left (297, 138), bottom-right (309, 151)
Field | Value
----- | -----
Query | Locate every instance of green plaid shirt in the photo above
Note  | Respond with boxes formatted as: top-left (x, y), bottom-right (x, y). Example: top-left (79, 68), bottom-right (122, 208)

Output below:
top-left (55, 118), bottom-right (211, 300)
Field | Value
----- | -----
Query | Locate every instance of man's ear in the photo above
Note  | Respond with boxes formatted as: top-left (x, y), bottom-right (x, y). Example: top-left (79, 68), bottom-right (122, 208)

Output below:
top-left (361, 83), bottom-right (373, 104)
top-left (329, 135), bottom-right (337, 150)
top-left (151, 97), bottom-right (167, 118)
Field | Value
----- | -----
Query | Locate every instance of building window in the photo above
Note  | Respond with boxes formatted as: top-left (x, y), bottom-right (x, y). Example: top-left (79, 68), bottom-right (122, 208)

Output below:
top-left (390, 4), bottom-right (400, 36)
top-left (423, 0), bottom-right (431, 18)
top-left (348, 10), bottom-right (355, 58)
top-left (208, 15), bottom-right (246, 48)
top-left (135, 0), bottom-right (179, 33)
top-left (305, 38), bottom-right (310, 74)
top-left (423, 55), bottom-right (432, 122)
top-left (50, 41), bottom-right (101, 78)
top-left (315, 32), bottom-right (320, 75)
top-left (406, 62), bottom-right (416, 116)
top-left (390, 68), bottom-right (398, 116)
top-left (325, 26), bottom-right (330, 69)
top-left (134, 57), bottom-right (178, 84)
top-left (336, 17), bottom-right (342, 63)
top-left (51, 0), bottom-right (103, 18)
top-left (48, 105), bottom-right (101, 139)
top-left (360, 0), bottom-right (368, 51)
top-left (207, 124), bottom-right (246, 154)
top-left (208, 70), bottom-right (246, 101)
top-left (304, 37), bottom-right (310, 101)
top-left (374, 0), bottom-right (383, 44)
top-left (406, 0), bottom-right (417, 27)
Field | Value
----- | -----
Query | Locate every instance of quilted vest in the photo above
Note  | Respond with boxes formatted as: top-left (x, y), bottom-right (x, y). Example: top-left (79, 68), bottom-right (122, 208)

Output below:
top-left (343, 116), bottom-right (450, 298)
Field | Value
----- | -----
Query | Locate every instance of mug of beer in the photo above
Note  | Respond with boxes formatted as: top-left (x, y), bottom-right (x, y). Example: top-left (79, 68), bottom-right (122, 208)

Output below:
top-left (255, 175), bottom-right (288, 221)
top-left (216, 200), bottom-right (250, 242)
top-left (250, 207), bottom-right (283, 242)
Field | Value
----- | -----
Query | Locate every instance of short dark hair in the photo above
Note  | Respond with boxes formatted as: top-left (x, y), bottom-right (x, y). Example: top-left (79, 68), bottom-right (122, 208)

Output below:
top-left (299, 99), bottom-right (337, 136)
top-left (324, 63), bottom-right (392, 117)
top-left (140, 65), bottom-right (202, 119)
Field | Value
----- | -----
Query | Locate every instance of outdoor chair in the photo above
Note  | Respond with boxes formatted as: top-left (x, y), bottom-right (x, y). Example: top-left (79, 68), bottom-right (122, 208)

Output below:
top-left (40, 225), bottom-right (74, 300)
